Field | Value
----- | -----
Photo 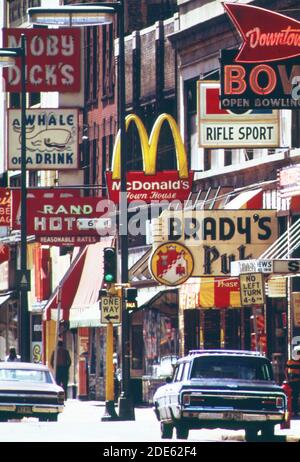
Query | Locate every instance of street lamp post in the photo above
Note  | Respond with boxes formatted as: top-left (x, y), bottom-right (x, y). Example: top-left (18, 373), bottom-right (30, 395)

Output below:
top-left (28, 2), bottom-right (135, 420)
top-left (0, 34), bottom-right (30, 362)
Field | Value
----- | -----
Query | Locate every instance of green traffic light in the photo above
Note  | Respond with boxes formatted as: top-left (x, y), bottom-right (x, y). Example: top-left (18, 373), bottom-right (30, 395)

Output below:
top-left (105, 274), bottom-right (114, 283)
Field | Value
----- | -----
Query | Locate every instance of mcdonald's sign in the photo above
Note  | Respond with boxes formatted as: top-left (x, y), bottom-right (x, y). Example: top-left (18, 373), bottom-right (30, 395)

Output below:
top-left (106, 114), bottom-right (194, 203)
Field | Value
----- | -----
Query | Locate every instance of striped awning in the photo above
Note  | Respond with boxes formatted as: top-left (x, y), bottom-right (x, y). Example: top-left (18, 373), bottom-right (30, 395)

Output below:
top-left (224, 188), bottom-right (263, 210)
top-left (180, 277), bottom-right (241, 309)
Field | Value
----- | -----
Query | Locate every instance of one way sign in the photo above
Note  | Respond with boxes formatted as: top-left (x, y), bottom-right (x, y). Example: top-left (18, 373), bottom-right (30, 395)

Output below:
top-left (100, 296), bottom-right (122, 325)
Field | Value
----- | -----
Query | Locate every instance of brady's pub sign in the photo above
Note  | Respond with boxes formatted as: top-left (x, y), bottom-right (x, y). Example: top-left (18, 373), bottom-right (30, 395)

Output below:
top-left (152, 209), bottom-right (278, 277)
top-left (106, 113), bottom-right (194, 203)
top-left (221, 3), bottom-right (300, 109)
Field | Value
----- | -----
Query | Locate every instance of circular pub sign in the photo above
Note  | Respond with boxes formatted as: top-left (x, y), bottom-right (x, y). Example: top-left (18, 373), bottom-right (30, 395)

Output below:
top-left (149, 242), bottom-right (194, 286)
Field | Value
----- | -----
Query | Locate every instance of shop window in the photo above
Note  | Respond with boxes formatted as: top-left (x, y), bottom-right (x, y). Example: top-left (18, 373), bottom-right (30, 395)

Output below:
top-left (225, 309), bottom-right (241, 350)
top-left (132, 325), bottom-right (143, 370)
top-left (184, 309), bottom-right (200, 355)
top-left (204, 310), bottom-right (220, 349)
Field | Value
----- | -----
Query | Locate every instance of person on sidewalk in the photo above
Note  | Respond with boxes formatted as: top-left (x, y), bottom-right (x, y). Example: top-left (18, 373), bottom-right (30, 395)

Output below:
top-left (286, 346), bottom-right (300, 416)
top-left (5, 347), bottom-right (21, 362)
top-left (50, 340), bottom-right (71, 397)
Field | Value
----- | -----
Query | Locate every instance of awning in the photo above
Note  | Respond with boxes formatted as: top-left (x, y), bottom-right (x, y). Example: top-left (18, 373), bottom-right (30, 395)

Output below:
top-left (44, 247), bottom-right (87, 321)
top-left (224, 188), bottom-right (263, 210)
top-left (68, 239), bottom-right (113, 328)
top-left (69, 302), bottom-right (103, 328)
top-left (180, 277), bottom-right (241, 309)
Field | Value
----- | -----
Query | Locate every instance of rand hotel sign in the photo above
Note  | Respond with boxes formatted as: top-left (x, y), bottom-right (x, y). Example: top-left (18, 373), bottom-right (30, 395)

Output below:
top-left (152, 210), bottom-right (278, 277)
top-left (220, 3), bottom-right (300, 109)
top-left (8, 108), bottom-right (79, 170)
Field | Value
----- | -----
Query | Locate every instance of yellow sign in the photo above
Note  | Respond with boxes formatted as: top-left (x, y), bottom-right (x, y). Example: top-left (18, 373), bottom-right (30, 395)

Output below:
top-left (152, 209), bottom-right (278, 277)
top-left (239, 273), bottom-right (265, 306)
top-left (100, 296), bottom-right (122, 324)
top-left (111, 113), bottom-right (188, 180)
top-left (292, 293), bottom-right (300, 327)
top-left (150, 242), bottom-right (194, 286)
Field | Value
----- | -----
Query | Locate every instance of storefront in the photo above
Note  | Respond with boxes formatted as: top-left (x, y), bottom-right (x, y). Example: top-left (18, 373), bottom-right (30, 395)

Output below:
top-left (130, 288), bottom-right (179, 404)
top-left (43, 241), bottom-right (112, 400)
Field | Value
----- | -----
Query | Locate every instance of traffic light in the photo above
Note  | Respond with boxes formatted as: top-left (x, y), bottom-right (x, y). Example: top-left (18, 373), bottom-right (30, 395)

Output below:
top-left (103, 247), bottom-right (117, 283)
top-left (125, 287), bottom-right (138, 309)
top-left (125, 288), bottom-right (138, 302)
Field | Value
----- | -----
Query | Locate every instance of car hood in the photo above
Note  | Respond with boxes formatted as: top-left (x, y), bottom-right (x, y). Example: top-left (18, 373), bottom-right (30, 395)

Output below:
top-left (183, 378), bottom-right (284, 393)
top-left (0, 381), bottom-right (63, 393)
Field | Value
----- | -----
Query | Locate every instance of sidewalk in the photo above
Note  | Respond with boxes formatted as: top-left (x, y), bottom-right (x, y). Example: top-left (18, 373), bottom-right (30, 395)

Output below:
top-left (221, 417), bottom-right (300, 442)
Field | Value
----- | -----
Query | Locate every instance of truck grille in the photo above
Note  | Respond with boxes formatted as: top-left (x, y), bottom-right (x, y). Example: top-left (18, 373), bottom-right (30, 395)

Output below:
top-left (188, 394), bottom-right (280, 411)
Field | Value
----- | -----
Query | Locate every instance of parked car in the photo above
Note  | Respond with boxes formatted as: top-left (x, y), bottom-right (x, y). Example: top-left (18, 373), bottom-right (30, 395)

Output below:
top-left (153, 350), bottom-right (287, 441)
top-left (0, 362), bottom-right (65, 422)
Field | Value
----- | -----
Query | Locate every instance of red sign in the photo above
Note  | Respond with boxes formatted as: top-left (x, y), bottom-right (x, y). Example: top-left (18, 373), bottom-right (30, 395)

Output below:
top-left (0, 188), bottom-right (11, 227)
top-left (34, 246), bottom-right (51, 302)
top-left (3, 28), bottom-right (81, 92)
top-left (26, 197), bottom-right (107, 239)
top-left (11, 188), bottom-right (82, 230)
top-left (224, 3), bottom-right (300, 63)
top-left (106, 171), bottom-right (194, 204)
top-left (0, 245), bottom-right (10, 264)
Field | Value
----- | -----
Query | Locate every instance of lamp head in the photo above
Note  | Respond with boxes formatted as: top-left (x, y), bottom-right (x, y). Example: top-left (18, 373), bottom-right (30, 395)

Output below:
top-left (28, 5), bottom-right (116, 27)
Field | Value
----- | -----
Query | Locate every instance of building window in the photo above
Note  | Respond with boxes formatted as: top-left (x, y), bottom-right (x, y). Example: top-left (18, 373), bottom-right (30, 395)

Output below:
top-left (102, 25), bottom-right (114, 99)
top-left (186, 79), bottom-right (197, 169)
top-left (224, 149), bottom-right (232, 166)
top-left (9, 93), bottom-right (20, 109)
top-left (102, 136), bottom-right (107, 192)
top-left (29, 93), bottom-right (40, 107)
top-left (204, 149), bottom-right (212, 171)
top-left (245, 149), bottom-right (254, 161)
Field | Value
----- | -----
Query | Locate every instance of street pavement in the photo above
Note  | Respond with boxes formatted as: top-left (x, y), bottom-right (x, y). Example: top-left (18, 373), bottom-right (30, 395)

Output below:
top-left (0, 399), bottom-right (299, 443)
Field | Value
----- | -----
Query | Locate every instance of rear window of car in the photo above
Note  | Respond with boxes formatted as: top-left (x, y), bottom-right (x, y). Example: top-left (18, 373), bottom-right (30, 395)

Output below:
top-left (0, 369), bottom-right (52, 384)
top-left (190, 356), bottom-right (273, 381)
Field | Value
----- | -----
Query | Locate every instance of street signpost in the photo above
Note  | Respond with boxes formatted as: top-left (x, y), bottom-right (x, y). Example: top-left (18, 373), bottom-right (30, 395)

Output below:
top-left (239, 273), bottom-right (265, 306)
top-left (231, 259), bottom-right (300, 276)
top-left (100, 295), bottom-right (122, 325)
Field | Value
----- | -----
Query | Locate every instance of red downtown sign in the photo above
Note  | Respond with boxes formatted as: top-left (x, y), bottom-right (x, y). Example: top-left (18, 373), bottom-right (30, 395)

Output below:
top-left (224, 3), bottom-right (300, 62)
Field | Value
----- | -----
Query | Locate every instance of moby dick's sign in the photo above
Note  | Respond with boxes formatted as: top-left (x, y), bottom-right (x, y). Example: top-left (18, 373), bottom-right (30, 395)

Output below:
top-left (221, 3), bottom-right (300, 109)
top-left (106, 113), bottom-right (193, 204)
top-left (3, 28), bottom-right (81, 93)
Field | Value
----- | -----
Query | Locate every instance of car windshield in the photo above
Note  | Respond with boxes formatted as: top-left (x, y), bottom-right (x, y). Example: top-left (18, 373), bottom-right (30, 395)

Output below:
top-left (0, 369), bottom-right (52, 384)
top-left (190, 356), bottom-right (273, 381)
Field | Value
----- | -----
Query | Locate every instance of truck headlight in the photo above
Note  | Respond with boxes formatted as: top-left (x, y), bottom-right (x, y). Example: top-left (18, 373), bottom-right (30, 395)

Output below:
top-left (276, 397), bottom-right (284, 408)
top-left (182, 394), bottom-right (191, 406)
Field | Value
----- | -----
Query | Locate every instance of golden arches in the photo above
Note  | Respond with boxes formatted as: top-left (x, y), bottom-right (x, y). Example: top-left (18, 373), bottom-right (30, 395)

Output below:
top-left (111, 113), bottom-right (189, 180)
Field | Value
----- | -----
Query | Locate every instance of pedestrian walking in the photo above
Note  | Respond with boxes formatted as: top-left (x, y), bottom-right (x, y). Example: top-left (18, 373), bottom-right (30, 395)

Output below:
top-left (5, 346), bottom-right (21, 362)
top-left (50, 340), bottom-right (71, 397)
top-left (286, 346), bottom-right (300, 416)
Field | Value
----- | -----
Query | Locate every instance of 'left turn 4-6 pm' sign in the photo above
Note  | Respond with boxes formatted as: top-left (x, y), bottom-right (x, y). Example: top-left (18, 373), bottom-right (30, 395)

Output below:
top-left (239, 273), bottom-right (265, 306)
top-left (100, 296), bottom-right (122, 324)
